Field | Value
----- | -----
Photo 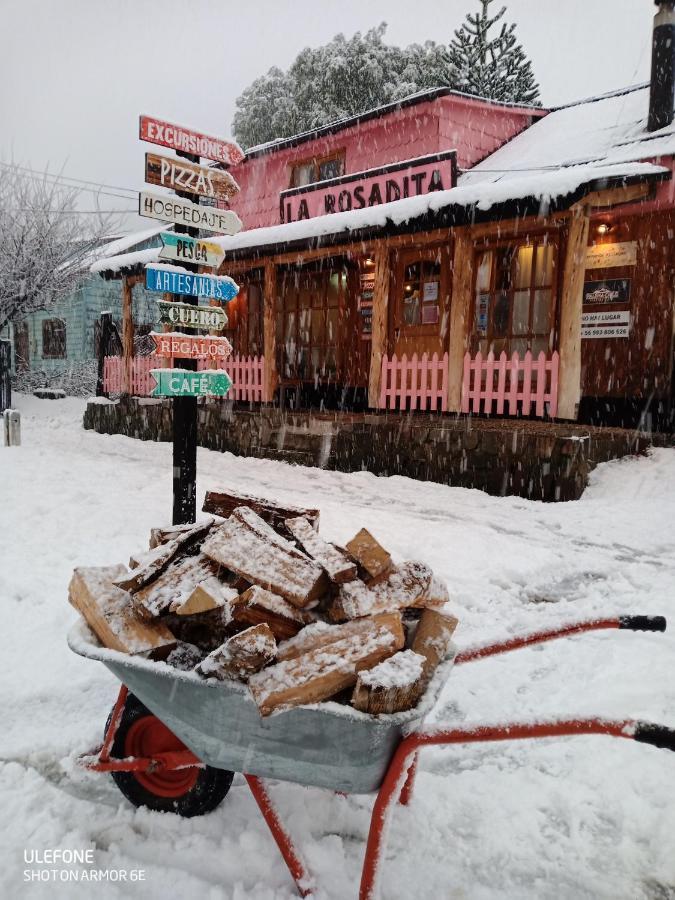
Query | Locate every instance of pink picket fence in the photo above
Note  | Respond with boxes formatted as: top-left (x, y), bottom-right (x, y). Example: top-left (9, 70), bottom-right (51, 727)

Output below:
top-left (378, 352), bottom-right (449, 412)
top-left (461, 350), bottom-right (559, 417)
top-left (103, 355), bottom-right (267, 402)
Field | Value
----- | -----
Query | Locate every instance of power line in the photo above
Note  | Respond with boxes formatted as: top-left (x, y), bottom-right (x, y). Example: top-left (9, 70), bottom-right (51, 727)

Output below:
top-left (0, 159), bottom-right (139, 196)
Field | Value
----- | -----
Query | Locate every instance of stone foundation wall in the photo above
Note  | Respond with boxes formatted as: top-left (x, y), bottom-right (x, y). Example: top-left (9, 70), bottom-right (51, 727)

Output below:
top-left (84, 397), bottom-right (666, 502)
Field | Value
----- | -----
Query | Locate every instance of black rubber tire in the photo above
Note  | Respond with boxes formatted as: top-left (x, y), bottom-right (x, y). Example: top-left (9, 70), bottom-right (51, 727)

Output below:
top-left (105, 693), bottom-right (234, 817)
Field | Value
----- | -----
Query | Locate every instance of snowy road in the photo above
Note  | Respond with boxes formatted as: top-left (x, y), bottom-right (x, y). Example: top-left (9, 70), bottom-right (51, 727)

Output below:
top-left (1, 395), bottom-right (675, 899)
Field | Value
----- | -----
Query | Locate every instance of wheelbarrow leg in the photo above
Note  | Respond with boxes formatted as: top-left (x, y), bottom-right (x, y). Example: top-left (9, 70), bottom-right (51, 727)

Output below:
top-left (245, 774), bottom-right (314, 898)
top-left (100, 684), bottom-right (129, 763)
top-left (398, 752), bottom-right (417, 806)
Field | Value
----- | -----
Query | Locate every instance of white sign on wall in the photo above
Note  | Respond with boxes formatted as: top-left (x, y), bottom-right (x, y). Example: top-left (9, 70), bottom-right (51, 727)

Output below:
top-left (581, 325), bottom-right (630, 339)
top-left (585, 241), bottom-right (637, 269)
top-left (581, 311), bottom-right (630, 326)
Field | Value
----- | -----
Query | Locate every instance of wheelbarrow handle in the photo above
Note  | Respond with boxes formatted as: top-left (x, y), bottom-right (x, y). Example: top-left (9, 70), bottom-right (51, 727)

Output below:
top-left (634, 721), bottom-right (675, 752)
top-left (619, 615), bottom-right (666, 632)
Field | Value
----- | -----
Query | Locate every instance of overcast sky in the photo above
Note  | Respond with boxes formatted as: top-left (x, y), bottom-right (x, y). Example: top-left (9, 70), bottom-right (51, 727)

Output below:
top-left (0, 0), bottom-right (658, 231)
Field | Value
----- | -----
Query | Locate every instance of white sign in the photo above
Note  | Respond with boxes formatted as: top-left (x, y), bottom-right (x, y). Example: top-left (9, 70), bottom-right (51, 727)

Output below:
top-left (581, 311), bottom-right (630, 326)
top-left (585, 241), bottom-right (637, 269)
top-left (581, 325), bottom-right (630, 339)
top-left (139, 191), bottom-right (241, 236)
top-left (423, 281), bottom-right (439, 302)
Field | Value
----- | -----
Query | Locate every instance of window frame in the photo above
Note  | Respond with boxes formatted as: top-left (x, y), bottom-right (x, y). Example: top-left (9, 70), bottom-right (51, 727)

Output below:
top-left (289, 150), bottom-right (346, 188)
top-left (41, 318), bottom-right (67, 359)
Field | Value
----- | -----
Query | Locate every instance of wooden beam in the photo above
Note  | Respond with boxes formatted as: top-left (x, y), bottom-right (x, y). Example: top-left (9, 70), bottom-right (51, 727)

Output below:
top-left (121, 276), bottom-right (134, 396)
top-left (575, 183), bottom-right (651, 210)
top-left (557, 205), bottom-right (591, 420)
top-left (368, 245), bottom-right (390, 408)
top-left (446, 230), bottom-right (475, 413)
top-left (263, 261), bottom-right (278, 402)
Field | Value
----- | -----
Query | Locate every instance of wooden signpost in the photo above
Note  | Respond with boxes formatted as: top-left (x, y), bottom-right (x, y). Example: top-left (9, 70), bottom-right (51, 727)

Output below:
top-left (139, 115), bottom-right (245, 166)
top-left (150, 332), bottom-right (233, 361)
top-left (139, 191), bottom-right (242, 235)
top-left (155, 300), bottom-right (228, 331)
top-left (158, 232), bottom-right (225, 268)
top-left (145, 265), bottom-right (238, 301)
top-left (150, 368), bottom-right (233, 398)
top-left (145, 152), bottom-right (239, 202)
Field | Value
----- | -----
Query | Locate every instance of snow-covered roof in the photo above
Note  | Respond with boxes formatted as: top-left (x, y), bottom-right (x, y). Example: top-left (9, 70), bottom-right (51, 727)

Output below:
top-left (84, 224), bottom-right (170, 272)
top-left (92, 84), bottom-right (673, 276)
top-left (462, 83), bottom-right (675, 188)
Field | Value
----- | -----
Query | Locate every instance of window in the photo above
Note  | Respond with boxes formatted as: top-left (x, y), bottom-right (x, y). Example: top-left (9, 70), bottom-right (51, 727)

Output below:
top-left (401, 259), bottom-right (442, 327)
top-left (473, 236), bottom-right (557, 357)
top-left (42, 319), bottom-right (66, 359)
top-left (290, 151), bottom-right (345, 188)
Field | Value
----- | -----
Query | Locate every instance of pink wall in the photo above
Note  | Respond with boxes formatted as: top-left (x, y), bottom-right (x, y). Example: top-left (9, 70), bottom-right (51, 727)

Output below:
top-left (229, 93), bottom-right (544, 230)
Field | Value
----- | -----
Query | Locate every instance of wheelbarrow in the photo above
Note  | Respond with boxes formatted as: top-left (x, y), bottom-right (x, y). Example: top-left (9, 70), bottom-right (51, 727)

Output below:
top-left (69, 613), bottom-right (675, 899)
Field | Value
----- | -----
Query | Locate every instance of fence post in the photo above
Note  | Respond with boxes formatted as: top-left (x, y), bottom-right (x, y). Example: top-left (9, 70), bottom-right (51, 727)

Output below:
top-left (0, 338), bottom-right (11, 413)
top-left (3, 409), bottom-right (20, 446)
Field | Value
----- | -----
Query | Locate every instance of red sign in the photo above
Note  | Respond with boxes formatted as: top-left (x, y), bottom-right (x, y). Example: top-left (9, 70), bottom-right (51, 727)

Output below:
top-left (279, 151), bottom-right (457, 223)
top-left (139, 115), bottom-right (244, 167)
top-left (150, 332), bottom-right (233, 361)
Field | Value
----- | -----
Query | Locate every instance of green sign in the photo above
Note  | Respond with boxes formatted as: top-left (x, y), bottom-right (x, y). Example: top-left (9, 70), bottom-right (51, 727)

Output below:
top-left (150, 368), bottom-right (232, 398)
top-left (156, 300), bottom-right (228, 331)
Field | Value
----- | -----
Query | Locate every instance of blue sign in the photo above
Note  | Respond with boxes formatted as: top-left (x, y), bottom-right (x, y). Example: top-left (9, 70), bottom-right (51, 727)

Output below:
top-left (145, 265), bottom-right (239, 302)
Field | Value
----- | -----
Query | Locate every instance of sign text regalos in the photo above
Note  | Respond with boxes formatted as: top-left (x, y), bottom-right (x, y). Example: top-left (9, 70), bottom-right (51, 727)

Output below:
top-left (139, 115), bottom-right (244, 166)
top-left (150, 332), bottom-right (233, 361)
top-left (279, 151), bottom-right (457, 223)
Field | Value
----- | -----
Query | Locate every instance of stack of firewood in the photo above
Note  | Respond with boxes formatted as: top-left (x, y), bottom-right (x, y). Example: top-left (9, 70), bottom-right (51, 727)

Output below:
top-left (69, 489), bottom-right (458, 717)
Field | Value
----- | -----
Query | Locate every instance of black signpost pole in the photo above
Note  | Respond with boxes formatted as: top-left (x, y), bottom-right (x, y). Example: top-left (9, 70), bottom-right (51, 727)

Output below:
top-left (172, 150), bottom-right (200, 525)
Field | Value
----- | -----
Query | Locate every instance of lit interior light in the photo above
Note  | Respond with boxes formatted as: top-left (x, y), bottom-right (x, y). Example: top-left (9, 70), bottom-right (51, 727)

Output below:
top-left (596, 223), bottom-right (610, 235)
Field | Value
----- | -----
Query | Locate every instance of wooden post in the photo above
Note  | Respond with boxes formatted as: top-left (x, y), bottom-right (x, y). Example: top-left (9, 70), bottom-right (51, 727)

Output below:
top-left (96, 311), bottom-right (112, 397)
top-left (557, 205), bottom-right (590, 420)
top-left (446, 230), bottom-right (475, 413)
top-left (367, 245), bottom-right (390, 409)
top-left (121, 278), bottom-right (134, 397)
top-left (263, 261), bottom-right (278, 403)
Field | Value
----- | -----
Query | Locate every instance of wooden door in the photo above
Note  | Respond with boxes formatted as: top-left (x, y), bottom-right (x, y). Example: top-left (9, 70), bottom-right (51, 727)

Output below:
top-left (390, 246), bottom-right (451, 358)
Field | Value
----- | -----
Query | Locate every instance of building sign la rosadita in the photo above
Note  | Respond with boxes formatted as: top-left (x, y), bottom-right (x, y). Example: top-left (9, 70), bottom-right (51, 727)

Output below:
top-left (279, 151), bottom-right (457, 223)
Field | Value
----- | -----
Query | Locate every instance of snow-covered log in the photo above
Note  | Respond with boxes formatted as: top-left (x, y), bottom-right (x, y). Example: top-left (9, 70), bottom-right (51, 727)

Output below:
top-left (196, 624), bottom-right (277, 681)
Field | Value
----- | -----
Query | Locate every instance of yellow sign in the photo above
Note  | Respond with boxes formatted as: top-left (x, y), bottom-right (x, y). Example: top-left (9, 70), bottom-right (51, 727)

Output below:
top-left (585, 241), bottom-right (637, 269)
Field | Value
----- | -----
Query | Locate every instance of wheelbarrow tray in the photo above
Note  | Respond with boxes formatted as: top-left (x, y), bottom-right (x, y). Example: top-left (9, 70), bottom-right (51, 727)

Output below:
top-left (68, 619), bottom-right (456, 794)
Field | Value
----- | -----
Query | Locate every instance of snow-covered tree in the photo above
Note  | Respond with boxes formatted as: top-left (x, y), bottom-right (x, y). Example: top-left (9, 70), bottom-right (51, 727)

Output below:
top-left (232, 24), bottom-right (451, 148)
top-left (447, 0), bottom-right (540, 105)
top-left (0, 164), bottom-right (113, 331)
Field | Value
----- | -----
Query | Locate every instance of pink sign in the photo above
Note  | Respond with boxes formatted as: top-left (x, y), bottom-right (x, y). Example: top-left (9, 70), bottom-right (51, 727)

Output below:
top-left (279, 151), bottom-right (457, 223)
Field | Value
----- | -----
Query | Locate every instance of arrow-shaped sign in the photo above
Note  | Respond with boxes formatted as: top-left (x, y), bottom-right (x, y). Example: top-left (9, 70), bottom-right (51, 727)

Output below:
top-left (158, 233), bottom-right (225, 269)
top-left (156, 300), bottom-right (228, 331)
top-left (150, 368), bottom-right (233, 398)
top-left (145, 265), bottom-right (238, 302)
top-left (150, 332), bottom-right (232, 360)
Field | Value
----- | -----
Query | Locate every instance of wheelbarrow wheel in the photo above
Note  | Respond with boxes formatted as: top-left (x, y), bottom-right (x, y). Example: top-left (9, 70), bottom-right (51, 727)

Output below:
top-left (105, 693), bottom-right (234, 817)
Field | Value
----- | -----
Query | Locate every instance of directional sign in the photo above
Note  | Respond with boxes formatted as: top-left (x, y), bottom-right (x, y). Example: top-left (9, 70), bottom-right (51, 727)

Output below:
top-left (139, 191), bottom-right (242, 236)
top-left (158, 233), bottom-right (225, 269)
top-left (150, 332), bottom-right (233, 360)
top-left (139, 115), bottom-right (244, 166)
top-left (156, 300), bottom-right (228, 331)
top-left (150, 368), bottom-right (233, 398)
top-left (145, 153), bottom-right (239, 202)
top-left (145, 265), bottom-right (238, 301)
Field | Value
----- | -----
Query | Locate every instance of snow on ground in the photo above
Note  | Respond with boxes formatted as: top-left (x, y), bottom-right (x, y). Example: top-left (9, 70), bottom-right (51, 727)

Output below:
top-left (1, 395), bottom-right (675, 900)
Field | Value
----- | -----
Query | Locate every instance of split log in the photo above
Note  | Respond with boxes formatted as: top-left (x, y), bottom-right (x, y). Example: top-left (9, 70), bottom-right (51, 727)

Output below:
top-left (285, 516), bottom-right (357, 583)
top-left (149, 516), bottom-right (214, 550)
top-left (426, 576), bottom-right (450, 609)
top-left (277, 615), bottom-right (395, 662)
top-left (335, 561), bottom-right (433, 619)
top-left (411, 608), bottom-right (459, 685)
top-left (196, 624), bottom-right (277, 681)
top-left (248, 612), bottom-right (404, 716)
top-left (203, 488), bottom-right (320, 537)
top-left (351, 650), bottom-right (426, 714)
top-left (132, 554), bottom-right (220, 620)
top-left (232, 506), bottom-right (309, 561)
top-left (114, 519), bottom-right (214, 593)
top-left (170, 576), bottom-right (239, 616)
top-left (68, 565), bottom-right (175, 656)
top-left (202, 518), bottom-right (327, 608)
top-left (345, 528), bottom-right (392, 580)
top-left (232, 585), bottom-right (310, 640)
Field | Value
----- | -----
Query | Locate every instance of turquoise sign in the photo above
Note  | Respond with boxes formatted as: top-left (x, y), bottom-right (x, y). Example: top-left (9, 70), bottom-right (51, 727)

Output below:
top-left (145, 265), bottom-right (238, 301)
top-left (150, 368), bottom-right (233, 398)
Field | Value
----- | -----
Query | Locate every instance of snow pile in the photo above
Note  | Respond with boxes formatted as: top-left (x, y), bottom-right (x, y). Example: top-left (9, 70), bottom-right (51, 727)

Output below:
top-left (2, 395), bottom-right (675, 898)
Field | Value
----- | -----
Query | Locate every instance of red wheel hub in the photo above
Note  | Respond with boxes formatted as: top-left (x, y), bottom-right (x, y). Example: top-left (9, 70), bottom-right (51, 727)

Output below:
top-left (124, 716), bottom-right (199, 797)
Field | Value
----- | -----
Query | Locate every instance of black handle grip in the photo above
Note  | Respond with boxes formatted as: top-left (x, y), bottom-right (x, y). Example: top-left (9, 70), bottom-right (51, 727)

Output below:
top-left (634, 722), bottom-right (675, 752)
top-left (618, 615), bottom-right (666, 632)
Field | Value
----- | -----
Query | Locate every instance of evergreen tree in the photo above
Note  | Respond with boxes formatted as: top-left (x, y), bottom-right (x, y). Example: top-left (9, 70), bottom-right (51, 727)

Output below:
top-left (447, 0), bottom-right (540, 105)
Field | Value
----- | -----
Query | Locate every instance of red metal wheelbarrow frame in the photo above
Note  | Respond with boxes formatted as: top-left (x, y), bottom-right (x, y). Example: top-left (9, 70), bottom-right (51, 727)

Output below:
top-left (80, 614), bottom-right (674, 900)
